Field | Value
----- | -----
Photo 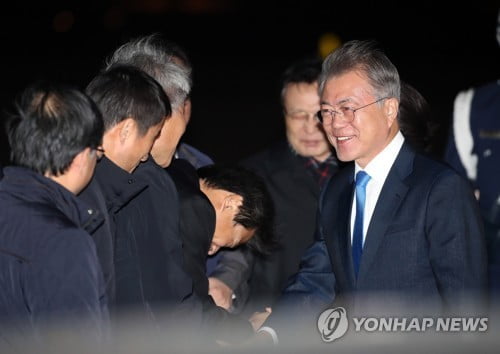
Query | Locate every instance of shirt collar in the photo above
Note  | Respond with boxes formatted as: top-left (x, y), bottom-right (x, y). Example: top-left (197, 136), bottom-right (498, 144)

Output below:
top-left (94, 156), bottom-right (149, 213)
top-left (355, 131), bottom-right (405, 183)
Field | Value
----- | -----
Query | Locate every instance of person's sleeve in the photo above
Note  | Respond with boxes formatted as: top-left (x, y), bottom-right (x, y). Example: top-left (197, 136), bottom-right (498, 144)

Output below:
top-left (262, 226), bottom-right (336, 343)
top-left (209, 247), bottom-right (254, 292)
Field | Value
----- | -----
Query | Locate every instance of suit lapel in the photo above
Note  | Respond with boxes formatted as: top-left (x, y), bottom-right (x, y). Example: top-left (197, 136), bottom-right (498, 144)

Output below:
top-left (357, 143), bottom-right (414, 284)
top-left (337, 179), bottom-right (356, 289)
top-left (323, 165), bottom-right (356, 291)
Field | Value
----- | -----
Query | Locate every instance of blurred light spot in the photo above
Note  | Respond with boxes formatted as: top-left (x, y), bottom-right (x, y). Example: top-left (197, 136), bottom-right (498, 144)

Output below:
top-left (318, 33), bottom-right (342, 59)
top-left (53, 10), bottom-right (74, 33)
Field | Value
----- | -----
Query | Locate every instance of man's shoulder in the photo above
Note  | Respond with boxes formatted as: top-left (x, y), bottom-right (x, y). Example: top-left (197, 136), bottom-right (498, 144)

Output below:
top-left (0, 203), bottom-right (95, 262)
top-left (135, 159), bottom-right (177, 193)
top-left (455, 80), bottom-right (500, 107)
top-left (177, 142), bottom-right (214, 169)
top-left (472, 80), bottom-right (500, 112)
top-left (405, 137), bottom-right (454, 172)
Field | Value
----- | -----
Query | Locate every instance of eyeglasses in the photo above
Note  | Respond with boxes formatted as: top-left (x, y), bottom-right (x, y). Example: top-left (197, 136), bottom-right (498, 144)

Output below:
top-left (285, 110), bottom-right (320, 124)
top-left (316, 97), bottom-right (389, 125)
top-left (94, 146), bottom-right (105, 161)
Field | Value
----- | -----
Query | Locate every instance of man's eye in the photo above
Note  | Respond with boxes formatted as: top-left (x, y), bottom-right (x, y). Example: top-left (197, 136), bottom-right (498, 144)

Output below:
top-left (290, 112), bottom-right (308, 120)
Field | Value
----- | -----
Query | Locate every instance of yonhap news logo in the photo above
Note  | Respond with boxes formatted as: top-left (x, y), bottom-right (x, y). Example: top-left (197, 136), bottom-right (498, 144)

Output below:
top-left (317, 307), bottom-right (349, 342)
top-left (317, 307), bottom-right (488, 342)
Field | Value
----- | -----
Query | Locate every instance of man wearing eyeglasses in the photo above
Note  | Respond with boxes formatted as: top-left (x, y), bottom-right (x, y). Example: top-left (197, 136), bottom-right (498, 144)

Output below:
top-left (208, 57), bottom-right (342, 317)
top-left (256, 40), bottom-right (487, 345)
top-left (0, 81), bottom-right (108, 341)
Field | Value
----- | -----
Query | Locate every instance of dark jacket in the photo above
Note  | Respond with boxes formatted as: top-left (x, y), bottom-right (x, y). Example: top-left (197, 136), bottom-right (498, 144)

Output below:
top-left (167, 159), bottom-right (213, 301)
top-left (113, 158), bottom-right (194, 323)
top-left (79, 176), bottom-right (116, 305)
top-left (79, 156), bottom-right (147, 309)
top-left (167, 158), bottom-right (254, 343)
top-left (0, 167), bottom-right (108, 336)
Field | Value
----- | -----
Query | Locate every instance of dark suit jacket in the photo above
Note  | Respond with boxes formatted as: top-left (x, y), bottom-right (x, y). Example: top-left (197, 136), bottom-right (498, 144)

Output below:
top-left (324, 142), bottom-right (486, 313)
top-left (167, 158), bottom-right (214, 302)
top-left (79, 156), bottom-right (144, 307)
top-left (167, 159), bottom-right (254, 343)
top-left (113, 158), bottom-right (193, 321)
top-left (267, 142), bottom-right (487, 339)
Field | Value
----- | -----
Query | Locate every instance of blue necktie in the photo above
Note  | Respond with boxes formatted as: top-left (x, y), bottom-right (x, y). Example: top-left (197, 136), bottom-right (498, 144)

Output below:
top-left (352, 171), bottom-right (371, 277)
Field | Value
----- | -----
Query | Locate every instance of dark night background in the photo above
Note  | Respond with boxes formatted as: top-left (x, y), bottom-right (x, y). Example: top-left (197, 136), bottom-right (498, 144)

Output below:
top-left (1, 0), bottom-right (499, 166)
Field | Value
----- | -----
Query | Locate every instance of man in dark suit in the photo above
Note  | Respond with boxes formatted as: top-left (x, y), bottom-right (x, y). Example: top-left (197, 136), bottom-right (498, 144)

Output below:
top-left (167, 160), bottom-right (275, 344)
top-left (208, 58), bottom-right (341, 315)
top-left (257, 40), bottom-right (487, 345)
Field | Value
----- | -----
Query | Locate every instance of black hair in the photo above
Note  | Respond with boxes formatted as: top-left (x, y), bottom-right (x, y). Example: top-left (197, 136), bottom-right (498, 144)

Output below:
top-left (86, 64), bottom-right (171, 135)
top-left (399, 81), bottom-right (438, 155)
top-left (6, 80), bottom-right (104, 176)
top-left (280, 57), bottom-right (323, 105)
top-left (197, 164), bottom-right (276, 256)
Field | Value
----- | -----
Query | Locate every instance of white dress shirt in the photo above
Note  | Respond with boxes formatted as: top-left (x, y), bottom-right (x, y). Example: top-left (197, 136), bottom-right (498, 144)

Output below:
top-left (351, 131), bottom-right (405, 245)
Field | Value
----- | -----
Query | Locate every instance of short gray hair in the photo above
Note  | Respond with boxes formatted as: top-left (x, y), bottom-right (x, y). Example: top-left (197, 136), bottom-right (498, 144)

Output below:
top-left (106, 33), bottom-right (191, 111)
top-left (319, 40), bottom-right (400, 101)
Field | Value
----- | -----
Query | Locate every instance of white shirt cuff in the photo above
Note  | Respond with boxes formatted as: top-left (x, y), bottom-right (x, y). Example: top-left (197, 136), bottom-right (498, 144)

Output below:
top-left (257, 326), bottom-right (279, 345)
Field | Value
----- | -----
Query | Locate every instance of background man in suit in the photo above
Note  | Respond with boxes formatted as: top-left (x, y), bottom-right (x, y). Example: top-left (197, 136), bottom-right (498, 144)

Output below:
top-left (257, 39), bottom-right (487, 345)
top-left (208, 57), bottom-right (341, 315)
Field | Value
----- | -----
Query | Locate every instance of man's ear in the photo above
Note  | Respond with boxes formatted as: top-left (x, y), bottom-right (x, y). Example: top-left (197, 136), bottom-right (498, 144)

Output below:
top-left (222, 194), bottom-right (243, 211)
top-left (384, 97), bottom-right (399, 127)
top-left (183, 99), bottom-right (192, 124)
top-left (118, 118), bottom-right (137, 144)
